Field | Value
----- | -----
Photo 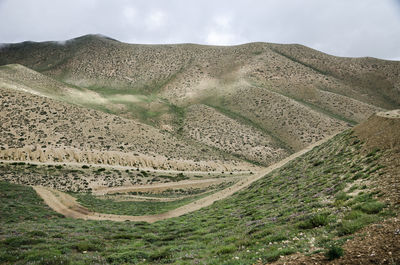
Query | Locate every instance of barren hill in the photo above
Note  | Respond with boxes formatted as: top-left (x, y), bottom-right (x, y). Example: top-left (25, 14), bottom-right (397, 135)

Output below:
top-left (1, 34), bottom-right (399, 167)
top-left (0, 85), bottom-right (254, 172)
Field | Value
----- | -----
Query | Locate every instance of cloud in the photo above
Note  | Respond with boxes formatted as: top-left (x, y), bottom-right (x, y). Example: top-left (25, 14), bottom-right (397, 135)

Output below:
top-left (206, 30), bottom-right (236, 46)
top-left (0, 0), bottom-right (399, 59)
top-left (205, 15), bottom-right (239, 45)
top-left (145, 10), bottom-right (166, 30)
top-left (122, 6), bottom-right (137, 26)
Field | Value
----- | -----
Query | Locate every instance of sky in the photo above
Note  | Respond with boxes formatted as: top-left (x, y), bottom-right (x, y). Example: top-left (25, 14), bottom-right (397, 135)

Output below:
top-left (1, 0), bottom-right (400, 60)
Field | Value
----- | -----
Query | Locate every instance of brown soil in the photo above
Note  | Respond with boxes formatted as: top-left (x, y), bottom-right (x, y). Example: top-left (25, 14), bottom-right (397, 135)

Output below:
top-left (92, 176), bottom-right (239, 195)
top-left (272, 217), bottom-right (400, 265)
top-left (353, 110), bottom-right (400, 151)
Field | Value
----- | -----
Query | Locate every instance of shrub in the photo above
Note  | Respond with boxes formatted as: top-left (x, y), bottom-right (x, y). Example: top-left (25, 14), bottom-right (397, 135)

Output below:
top-left (325, 245), bottom-right (344, 260)
top-left (149, 247), bottom-right (172, 261)
top-left (335, 192), bottom-right (350, 202)
top-left (344, 210), bottom-right (364, 220)
top-left (357, 201), bottom-right (385, 214)
top-left (337, 214), bottom-right (376, 236)
top-left (298, 213), bottom-right (329, 229)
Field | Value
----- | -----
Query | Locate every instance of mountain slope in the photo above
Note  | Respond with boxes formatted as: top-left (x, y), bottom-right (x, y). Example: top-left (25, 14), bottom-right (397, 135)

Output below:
top-left (0, 84), bottom-right (254, 172)
top-left (0, 35), bottom-right (398, 166)
top-left (0, 110), bottom-right (398, 264)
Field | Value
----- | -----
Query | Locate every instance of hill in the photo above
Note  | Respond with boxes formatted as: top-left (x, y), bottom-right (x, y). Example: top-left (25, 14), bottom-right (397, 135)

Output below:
top-left (1, 35), bottom-right (398, 167)
top-left (0, 83), bottom-right (254, 172)
top-left (0, 111), bottom-right (399, 264)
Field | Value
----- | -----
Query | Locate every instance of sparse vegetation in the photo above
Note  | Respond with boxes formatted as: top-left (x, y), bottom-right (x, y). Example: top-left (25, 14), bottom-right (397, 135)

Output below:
top-left (0, 129), bottom-right (397, 264)
top-left (0, 35), bottom-right (399, 264)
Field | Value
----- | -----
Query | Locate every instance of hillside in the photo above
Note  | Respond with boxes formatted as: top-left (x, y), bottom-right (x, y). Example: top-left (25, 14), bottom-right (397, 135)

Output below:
top-left (1, 34), bottom-right (398, 167)
top-left (0, 84), bottom-right (255, 172)
top-left (0, 111), bottom-right (399, 264)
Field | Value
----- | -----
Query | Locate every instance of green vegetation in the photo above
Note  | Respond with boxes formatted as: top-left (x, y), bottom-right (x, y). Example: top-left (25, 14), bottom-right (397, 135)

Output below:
top-left (73, 192), bottom-right (210, 216)
top-left (0, 131), bottom-right (393, 264)
top-left (325, 245), bottom-right (344, 260)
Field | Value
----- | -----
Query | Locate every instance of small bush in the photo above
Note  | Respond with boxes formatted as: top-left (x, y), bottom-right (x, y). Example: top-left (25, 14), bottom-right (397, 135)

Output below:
top-left (335, 192), bottom-right (350, 202)
top-left (337, 220), bottom-right (361, 236)
top-left (313, 161), bottom-right (323, 167)
top-left (337, 214), bottom-right (375, 236)
top-left (149, 247), bottom-right (172, 261)
top-left (325, 245), bottom-right (344, 260)
top-left (298, 213), bottom-right (329, 229)
top-left (344, 210), bottom-right (364, 220)
top-left (82, 165), bottom-right (89, 169)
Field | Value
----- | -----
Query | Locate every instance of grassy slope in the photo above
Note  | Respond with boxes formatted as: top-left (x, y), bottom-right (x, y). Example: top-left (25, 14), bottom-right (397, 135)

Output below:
top-left (0, 130), bottom-right (396, 264)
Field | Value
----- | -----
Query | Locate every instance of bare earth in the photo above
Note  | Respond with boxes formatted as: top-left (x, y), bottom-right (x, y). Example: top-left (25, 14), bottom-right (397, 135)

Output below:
top-left (34, 133), bottom-right (338, 223)
top-left (92, 176), bottom-right (239, 195)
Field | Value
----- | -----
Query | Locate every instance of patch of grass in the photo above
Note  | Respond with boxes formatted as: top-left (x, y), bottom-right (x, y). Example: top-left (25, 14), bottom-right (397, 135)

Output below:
top-left (325, 245), bottom-right (344, 260)
top-left (356, 201), bottom-right (386, 214)
top-left (262, 248), bottom-right (296, 262)
top-left (73, 241), bottom-right (102, 252)
top-left (337, 214), bottom-right (377, 236)
top-left (214, 244), bottom-right (236, 255)
top-left (74, 191), bottom-right (212, 215)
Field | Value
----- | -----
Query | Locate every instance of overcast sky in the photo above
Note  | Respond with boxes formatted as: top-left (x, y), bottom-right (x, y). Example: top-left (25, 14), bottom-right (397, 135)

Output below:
top-left (1, 0), bottom-right (400, 60)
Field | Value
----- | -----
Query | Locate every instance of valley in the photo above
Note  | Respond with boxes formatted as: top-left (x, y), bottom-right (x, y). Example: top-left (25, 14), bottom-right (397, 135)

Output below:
top-left (0, 35), bottom-right (399, 264)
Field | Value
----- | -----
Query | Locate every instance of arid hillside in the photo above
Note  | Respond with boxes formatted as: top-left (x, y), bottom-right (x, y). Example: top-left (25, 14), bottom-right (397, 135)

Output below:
top-left (0, 35), bottom-right (399, 167)
top-left (0, 85), bottom-right (254, 172)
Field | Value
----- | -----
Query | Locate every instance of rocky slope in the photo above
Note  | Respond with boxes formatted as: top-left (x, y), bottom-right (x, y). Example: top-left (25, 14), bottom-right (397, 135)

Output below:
top-left (0, 34), bottom-right (398, 167)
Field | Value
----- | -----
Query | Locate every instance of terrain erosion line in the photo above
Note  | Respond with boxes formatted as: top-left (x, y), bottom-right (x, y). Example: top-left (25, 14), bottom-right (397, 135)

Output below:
top-left (33, 133), bottom-right (339, 223)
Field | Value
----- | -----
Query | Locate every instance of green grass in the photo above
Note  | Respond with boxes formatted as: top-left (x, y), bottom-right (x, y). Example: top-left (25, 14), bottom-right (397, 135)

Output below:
top-left (0, 130), bottom-right (393, 264)
top-left (73, 192), bottom-right (212, 216)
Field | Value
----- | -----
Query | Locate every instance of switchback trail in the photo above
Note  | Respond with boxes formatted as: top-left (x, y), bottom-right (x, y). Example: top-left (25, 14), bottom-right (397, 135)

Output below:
top-left (34, 133), bottom-right (338, 223)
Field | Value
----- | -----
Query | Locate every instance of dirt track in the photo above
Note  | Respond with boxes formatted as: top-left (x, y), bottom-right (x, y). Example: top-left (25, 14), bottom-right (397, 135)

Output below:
top-left (33, 133), bottom-right (337, 223)
top-left (92, 176), bottom-right (239, 195)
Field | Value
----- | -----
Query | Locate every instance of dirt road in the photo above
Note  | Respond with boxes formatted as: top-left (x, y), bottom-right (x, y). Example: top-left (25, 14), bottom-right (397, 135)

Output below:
top-left (33, 133), bottom-right (337, 223)
top-left (92, 176), bottom-right (239, 195)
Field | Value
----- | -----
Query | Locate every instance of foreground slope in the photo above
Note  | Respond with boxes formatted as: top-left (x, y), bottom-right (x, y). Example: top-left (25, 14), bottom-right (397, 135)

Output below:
top-left (0, 111), bottom-right (398, 264)
top-left (1, 35), bottom-right (396, 165)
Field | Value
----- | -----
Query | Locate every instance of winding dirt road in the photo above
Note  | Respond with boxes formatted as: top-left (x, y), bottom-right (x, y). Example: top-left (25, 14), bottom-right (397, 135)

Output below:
top-left (33, 133), bottom-right (337, 223)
